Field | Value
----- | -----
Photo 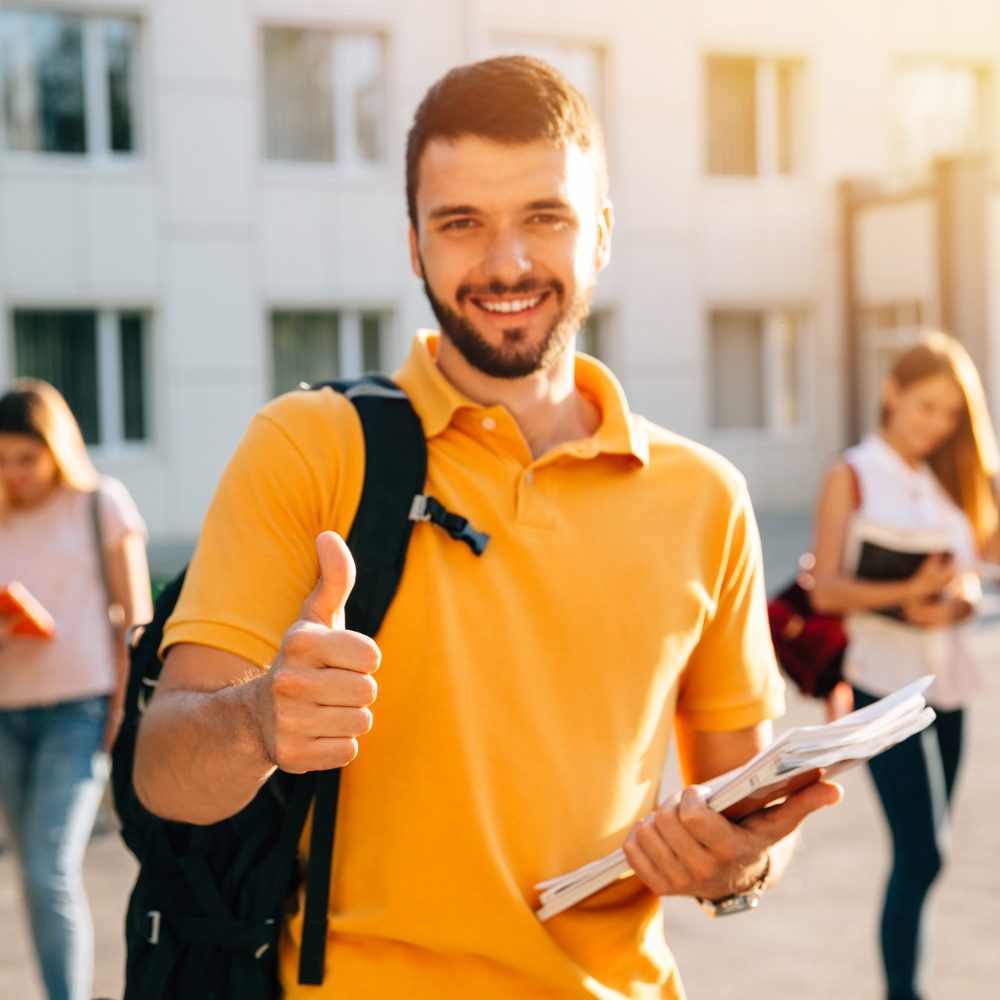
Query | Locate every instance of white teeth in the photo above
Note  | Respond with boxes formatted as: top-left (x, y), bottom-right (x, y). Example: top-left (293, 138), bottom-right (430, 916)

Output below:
top-left (479, 295), bottom-right (544, 314)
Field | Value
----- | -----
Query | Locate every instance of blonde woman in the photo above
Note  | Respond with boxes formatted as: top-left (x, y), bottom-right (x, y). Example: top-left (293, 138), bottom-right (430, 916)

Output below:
top-left (809, 332), bottom-right (998, 1000)
top-left (0, 379), bottom-right (151, 1000)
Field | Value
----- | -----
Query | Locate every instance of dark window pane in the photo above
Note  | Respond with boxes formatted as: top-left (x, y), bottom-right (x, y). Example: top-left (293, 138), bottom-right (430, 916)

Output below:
top-left (14, 310), bottom-right (99, 441)
top-left (272, 311), bottom-right (340, 395)
top-left (706, 57), bottom-right (756, 176)
top-left (0, 11), bottom-right (86, 153)
top-left (361, 313), bottom-right (382, 372)
top-left (263, 28), bottom-right (334, 161)
top-left (120, 313), bottom-right (146, 440)
top-left (710, 311), bottom-right (764, 429)
top-left (105, 18), bottom-right (137, 153)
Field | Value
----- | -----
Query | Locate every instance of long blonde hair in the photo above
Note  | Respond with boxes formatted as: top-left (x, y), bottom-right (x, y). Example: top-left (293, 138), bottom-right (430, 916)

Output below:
top-left (881, 331), bottom-right (999, 550)
top-left (0, 378), bottom-right (98, 499)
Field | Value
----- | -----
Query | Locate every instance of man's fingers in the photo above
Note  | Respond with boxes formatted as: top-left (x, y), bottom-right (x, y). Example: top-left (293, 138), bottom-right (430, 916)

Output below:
top-left (280, 626), bottom-right (381, 676)
top-left (300, 531), bottom-right (356, 629)
top-left (741, 780), bottom-right (843, 841)
top-left (278, 737), bottom-right (362, 774)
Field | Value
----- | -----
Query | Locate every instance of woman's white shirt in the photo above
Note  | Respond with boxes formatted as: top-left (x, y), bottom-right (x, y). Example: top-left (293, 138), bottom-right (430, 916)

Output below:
top-left (842, 434), bottom-right (981, 710)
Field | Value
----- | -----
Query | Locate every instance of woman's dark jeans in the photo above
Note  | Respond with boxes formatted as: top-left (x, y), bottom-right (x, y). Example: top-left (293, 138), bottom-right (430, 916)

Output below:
top-left (853, 686), bottom-right (964, 1000)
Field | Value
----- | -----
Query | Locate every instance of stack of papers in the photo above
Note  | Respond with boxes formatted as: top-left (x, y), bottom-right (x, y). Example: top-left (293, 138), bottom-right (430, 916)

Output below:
top-left (535, 676), bottom-right (935, 922)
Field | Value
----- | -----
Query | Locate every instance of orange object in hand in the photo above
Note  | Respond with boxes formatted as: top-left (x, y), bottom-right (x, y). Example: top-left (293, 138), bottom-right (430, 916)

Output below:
top-left (0, 581), bottom-right (56, 638)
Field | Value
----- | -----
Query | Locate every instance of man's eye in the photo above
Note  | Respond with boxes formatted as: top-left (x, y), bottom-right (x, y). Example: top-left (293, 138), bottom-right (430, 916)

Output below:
top-left (442, 218), bottom-right (476, 230)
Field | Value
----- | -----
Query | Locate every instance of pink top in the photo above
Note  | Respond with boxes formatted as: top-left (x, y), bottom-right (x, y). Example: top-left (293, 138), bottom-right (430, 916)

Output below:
top-left (0, 477), bottom-right (147, 709)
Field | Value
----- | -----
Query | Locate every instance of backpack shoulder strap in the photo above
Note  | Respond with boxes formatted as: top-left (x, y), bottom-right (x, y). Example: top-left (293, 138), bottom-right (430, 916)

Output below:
top-left (298, 373), bottom-right (426, 986)
top-left (329, 374), bottom-right (428, 635)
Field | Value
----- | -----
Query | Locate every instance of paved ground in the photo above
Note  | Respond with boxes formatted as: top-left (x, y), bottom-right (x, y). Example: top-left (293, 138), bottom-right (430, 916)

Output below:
top-left (2, 512), bottom-right (998, 999)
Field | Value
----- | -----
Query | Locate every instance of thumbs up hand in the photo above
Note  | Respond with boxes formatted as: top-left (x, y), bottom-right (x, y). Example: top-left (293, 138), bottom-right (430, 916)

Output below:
top-left (255, 532), bottom-right (381, 773)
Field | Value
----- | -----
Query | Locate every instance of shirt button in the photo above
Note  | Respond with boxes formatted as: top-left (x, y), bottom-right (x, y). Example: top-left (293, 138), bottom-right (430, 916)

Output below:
top-left (481, 416), bottom-right (497, 431)
top-left (525, 471), bottom-right (535, 485)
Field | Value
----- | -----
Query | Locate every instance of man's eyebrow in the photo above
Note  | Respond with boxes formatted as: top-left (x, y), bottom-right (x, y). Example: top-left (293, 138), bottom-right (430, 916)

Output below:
top-left (526, 198), bottom-right (573, 212)
top-left (427, 204), bottom-right (480, 220)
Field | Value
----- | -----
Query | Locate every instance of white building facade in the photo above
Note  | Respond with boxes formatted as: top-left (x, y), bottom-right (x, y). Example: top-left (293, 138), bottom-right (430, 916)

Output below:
top-left (1, 0), bottom-right (999, 561)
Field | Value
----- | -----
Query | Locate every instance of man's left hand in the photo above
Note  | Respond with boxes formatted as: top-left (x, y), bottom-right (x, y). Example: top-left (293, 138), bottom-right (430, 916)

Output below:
top-left (622, 780), bottom-right (841, 900)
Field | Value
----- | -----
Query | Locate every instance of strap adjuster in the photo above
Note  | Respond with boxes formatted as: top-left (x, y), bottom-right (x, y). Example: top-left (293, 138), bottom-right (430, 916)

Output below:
top-left (408, 495), bottom-right (490, 556)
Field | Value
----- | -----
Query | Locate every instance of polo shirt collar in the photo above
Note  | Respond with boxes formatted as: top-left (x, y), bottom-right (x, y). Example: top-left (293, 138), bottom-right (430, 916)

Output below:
top-left (394, 330), bottom-right (649, 466)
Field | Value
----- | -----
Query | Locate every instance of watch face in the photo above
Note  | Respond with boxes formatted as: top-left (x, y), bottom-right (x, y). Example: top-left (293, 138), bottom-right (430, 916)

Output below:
top-left (698, 892), bottom-right (762, 917)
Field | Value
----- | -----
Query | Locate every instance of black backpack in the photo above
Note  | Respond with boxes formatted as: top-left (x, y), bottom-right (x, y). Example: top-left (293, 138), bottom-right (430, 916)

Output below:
top-left (111, 375), bottom-right (486, 1000)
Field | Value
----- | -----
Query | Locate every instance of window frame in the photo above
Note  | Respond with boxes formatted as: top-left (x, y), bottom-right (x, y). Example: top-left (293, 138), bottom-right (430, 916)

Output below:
top-left (706, 305), bottom-right (814, 440)
top-left (703, 52), bottom-right (808, 182)
top-left (268, 304), bottom-right (393, 398)
top-left (0, 6), bottom-right (146, 166)
top-left (257, 20), bottom-right (390, 174)
top-left (890, 57), bottom-right (993, 177)
top-left (6, 303), bottom-right (154, 453)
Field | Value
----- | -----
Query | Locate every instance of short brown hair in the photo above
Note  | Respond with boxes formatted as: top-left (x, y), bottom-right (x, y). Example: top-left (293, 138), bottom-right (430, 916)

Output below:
top-left (405, 55), bottom-right (608, 228)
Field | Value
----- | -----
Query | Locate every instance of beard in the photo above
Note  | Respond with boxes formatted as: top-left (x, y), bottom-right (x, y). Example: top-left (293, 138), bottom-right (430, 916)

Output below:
top-left (420, 265), bottom-right (594, 379)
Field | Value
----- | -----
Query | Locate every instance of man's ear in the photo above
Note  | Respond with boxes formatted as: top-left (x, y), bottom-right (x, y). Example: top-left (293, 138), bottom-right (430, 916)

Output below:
top-left (408, 225), bottom-right (424, 279)
top-left (595, 201), bottom-right (614, 272)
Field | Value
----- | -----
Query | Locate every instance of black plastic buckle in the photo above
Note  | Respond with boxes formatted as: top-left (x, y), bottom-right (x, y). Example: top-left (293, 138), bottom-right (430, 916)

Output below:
top-left (408, 495), bottom-right (490, 555)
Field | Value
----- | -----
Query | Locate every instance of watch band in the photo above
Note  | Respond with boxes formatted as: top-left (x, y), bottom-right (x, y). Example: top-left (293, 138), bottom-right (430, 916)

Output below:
top-left (695, 852), bottom-right (770, 918)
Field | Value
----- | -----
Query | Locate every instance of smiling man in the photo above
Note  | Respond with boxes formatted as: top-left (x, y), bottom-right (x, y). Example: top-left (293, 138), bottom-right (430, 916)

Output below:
top-left (134, 57), bottom-right (840, 999)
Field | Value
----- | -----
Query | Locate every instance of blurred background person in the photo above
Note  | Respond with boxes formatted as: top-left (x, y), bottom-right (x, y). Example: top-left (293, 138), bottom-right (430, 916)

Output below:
top-left (0, 379), bottom-right (152, 1000)
top-left (806, 332), bottom-right (998, 1000)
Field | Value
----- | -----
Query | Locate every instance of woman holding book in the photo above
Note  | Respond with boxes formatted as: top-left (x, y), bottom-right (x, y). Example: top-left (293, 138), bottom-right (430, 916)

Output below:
top-left (808, 332), bottom-right (998, 1000)
top-left (0, 379), bottom-right (151, 1000)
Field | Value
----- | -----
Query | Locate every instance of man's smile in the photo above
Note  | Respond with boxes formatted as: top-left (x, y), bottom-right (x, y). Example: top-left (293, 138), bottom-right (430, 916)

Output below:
top-left (472, 291), bottom-right (550, 316)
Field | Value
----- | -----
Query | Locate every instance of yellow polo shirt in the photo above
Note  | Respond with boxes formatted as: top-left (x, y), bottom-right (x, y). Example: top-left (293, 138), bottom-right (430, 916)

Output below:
top-left (165, 331), bottom-right (784, 999)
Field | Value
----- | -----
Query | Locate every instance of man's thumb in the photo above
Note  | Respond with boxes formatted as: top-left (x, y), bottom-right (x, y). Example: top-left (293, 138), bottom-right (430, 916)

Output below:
top-left (300, 532), bottom-right (356, 628)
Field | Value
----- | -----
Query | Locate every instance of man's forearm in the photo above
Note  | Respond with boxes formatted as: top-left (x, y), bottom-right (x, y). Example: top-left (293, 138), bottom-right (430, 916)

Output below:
top-left (134, 680), bottom-right (276, 825)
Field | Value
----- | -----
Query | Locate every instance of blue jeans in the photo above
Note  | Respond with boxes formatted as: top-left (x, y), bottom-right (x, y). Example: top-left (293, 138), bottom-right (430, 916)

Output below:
top-left (0, 696), bottom-right (109, 1000)
top-left (853, 686), bottom-right (963, 1000)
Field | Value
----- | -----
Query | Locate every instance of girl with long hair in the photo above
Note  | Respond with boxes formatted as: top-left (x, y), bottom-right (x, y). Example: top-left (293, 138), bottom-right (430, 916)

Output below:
top-left (0, 378), bottom-right (152, 1000)
top-left (808, 331), bottom-right (998, 1000)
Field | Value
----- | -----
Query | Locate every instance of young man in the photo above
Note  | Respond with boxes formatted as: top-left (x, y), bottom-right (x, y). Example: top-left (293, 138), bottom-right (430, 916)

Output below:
top-left (134, 57), bottom-right (840, 998)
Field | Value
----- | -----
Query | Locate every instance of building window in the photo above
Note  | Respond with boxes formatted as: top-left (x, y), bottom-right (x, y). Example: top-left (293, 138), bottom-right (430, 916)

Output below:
top-left (709, 309), bottom-right (807, 431)
top-left (13, 309), bottom-right (150, 445)
top-left (891, 61), bottom-right (991, 175)
top-left (489, 38), bottom-right (604, 118)
top-left (0, 8), bottom-right (142, 157)
top-left (272, 310), bottom-right (385, 396)
top-left (262, 28), bottom-right (385, 165)
top-left (857, 301), bottom-right (925, 434)
top-left (576, 311), bottom-right (608, 362)
top-left (705, 55), bottom-right (804, 177)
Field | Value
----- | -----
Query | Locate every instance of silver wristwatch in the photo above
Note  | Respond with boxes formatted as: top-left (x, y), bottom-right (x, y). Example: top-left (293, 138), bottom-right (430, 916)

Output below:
top-left (695, 854), bottom-right (770, 918)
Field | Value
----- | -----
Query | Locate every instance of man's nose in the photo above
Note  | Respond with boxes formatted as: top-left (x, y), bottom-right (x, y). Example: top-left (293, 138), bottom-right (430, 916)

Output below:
top-left (483, 227), bottom-right (531, 282)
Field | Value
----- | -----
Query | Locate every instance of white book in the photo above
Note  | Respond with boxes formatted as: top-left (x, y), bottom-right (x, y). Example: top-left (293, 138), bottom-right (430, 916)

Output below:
top-left (535, 677), bottom-right (935, 922)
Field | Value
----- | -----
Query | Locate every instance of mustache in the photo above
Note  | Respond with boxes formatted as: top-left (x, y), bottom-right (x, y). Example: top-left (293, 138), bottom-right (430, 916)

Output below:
top-left (455, 279), bottom-right (563, 304)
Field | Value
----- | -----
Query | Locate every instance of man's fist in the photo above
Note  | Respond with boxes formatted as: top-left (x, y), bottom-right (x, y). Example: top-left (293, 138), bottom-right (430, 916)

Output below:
top-left (254, 532), bottom-right (381, 773)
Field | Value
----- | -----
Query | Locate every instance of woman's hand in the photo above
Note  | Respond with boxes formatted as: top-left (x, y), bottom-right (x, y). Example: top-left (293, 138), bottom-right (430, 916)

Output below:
top-left (905, 553), bottom-right (957, 603)
top-left (901, 595), bottom-right (972, 629)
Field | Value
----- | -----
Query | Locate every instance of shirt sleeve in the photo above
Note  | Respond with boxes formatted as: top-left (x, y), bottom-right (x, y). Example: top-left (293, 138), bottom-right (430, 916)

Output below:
top-left (162, 390), bottom-right (365, 668)
top-left (96, 477), bottom-right (148, 548)
top-left (676, 482), bottom-right (786, 732)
